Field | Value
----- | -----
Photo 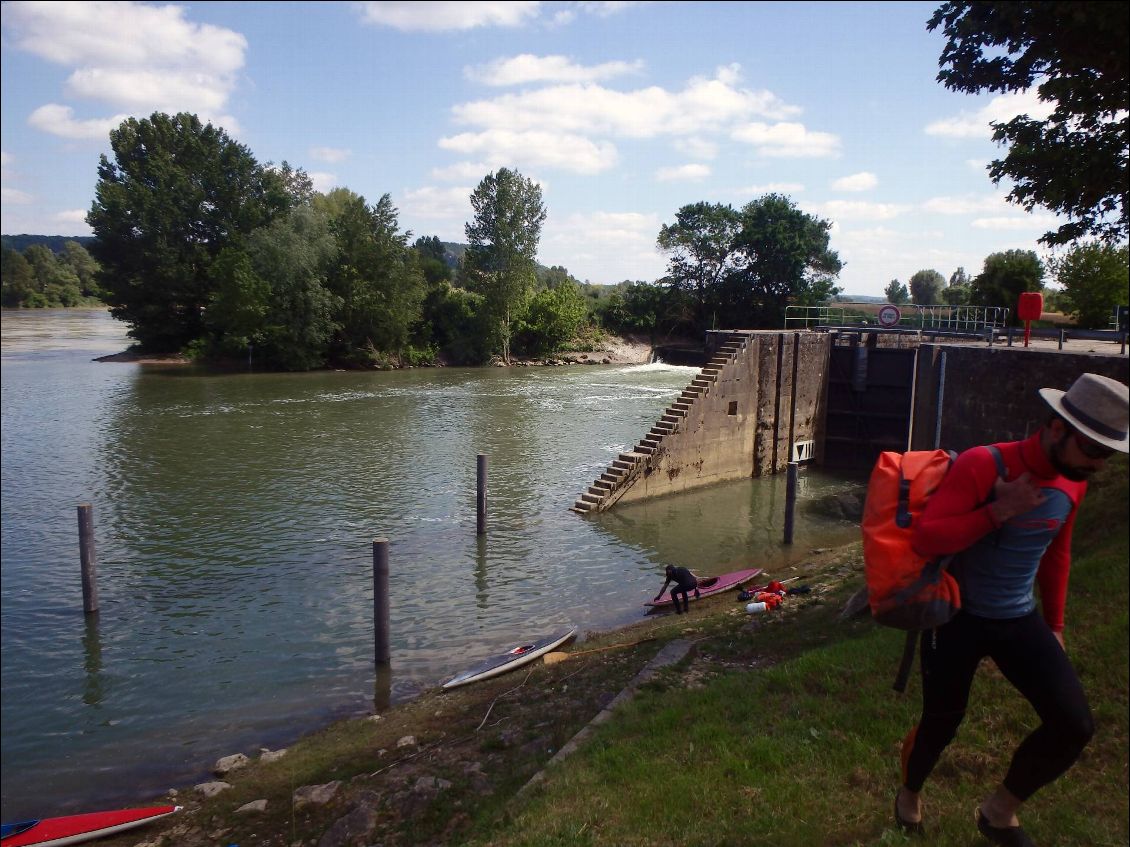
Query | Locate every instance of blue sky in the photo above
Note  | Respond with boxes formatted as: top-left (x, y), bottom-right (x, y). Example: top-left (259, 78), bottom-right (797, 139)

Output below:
top-left (1, 1), bottom-right (1067, 297)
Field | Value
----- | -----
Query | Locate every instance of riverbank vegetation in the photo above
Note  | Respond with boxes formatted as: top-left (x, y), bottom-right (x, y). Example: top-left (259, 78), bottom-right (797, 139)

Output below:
top-left (119, 454), bottom-right (1126, 847)
top-left (0, 239), bottom-right (103, 308)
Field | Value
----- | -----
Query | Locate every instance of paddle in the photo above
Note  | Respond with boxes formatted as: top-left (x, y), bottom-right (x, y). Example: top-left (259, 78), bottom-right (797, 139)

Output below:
top-left (542, 637), bottom-right (656, 666)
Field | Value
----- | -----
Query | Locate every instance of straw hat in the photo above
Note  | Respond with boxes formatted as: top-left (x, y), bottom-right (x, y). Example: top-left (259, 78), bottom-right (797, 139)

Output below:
top-left (1039, 372), bottom-right (1129, 453)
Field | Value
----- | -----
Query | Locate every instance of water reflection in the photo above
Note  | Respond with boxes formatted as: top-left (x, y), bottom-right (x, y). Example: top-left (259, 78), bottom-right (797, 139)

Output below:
top-left (81, 616), bottom-right (104, 707)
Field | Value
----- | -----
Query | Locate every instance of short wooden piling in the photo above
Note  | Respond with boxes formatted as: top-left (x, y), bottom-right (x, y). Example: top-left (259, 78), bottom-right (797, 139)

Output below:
top-left (77, 504), bottom-right (98, 614)
top-left (783, 462), bottom-right (799, 544)
top-left (476, 454), bottom-right (488, 536)
top-left (373, 538), bottom-right (390, 666)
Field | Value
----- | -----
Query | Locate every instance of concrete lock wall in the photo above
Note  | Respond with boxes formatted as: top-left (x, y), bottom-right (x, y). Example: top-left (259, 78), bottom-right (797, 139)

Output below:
top-left (911, 344), bottom-right (1130, 452)
top-left (615, 331), bottom-right (831, 504)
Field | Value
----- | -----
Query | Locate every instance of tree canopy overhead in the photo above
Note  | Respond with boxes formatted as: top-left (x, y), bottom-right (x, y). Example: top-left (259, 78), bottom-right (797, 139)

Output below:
top-left (928, 1), bottom-right (1129, 246)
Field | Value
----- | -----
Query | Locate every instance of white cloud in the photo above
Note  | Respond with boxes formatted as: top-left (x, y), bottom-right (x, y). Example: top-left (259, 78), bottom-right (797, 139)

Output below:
top-left (673, 137), bottom-right (718, 160)
top-left (971, 214), bottom-right (1059, 231)
top-left (816, 200), bottom-right (908, 222)
top-left (541, 210), bottom-right (665, 283)
top-left (431, 161), bottom-right (494, 181)
top-left (308, 172), bottom-right (339, 193)
top-left (466, 54), bottom-right (644, 86)
top-left (54, 209), bottom-right (89, 225)
top-left (922, 193), bottom-right (1011, 215)
top-left (310, 147), bottom-right (351, 164)
top-left (439, 129), bottom-right (618, 174)
top-left (831, 171), bottom-right (877, 192)
top-left (5, 1), bottom-right (247, 138)
top-left (924, 90), bottom-right (1053, 139)
top-left (399, 185), bottom-right (474, 221)
top-left (656, 163), bottom-right (711, 181)
top-left (357, 1), bottom-right (540, 31)
top-left (731, 121), bottom-right (840, 158)
top-left (736, 182), bottom-right (805, 195)
top-left (2, 187), bottom-right (34, 204)
top-left (27, 104), bottom-right (130, 140)
top-left (452, 64), bottom-right (800, 141)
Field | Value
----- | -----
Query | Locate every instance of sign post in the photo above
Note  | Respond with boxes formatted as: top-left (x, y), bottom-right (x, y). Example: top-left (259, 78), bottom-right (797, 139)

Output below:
top-left (877, 304), bottom-right (901, 329)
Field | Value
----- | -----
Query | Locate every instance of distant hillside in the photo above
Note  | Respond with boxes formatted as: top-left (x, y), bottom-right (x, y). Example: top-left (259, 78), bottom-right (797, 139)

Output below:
top-left (2, 234), bottom-right (96, 254)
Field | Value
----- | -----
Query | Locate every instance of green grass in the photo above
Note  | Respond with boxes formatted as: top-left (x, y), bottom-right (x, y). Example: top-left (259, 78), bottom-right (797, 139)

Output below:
top-left (471, 457), bottom-right (1129, 847)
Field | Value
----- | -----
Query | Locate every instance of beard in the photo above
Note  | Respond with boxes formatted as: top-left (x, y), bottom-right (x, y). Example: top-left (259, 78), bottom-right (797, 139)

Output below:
top-left (1050, 434), bottom-right (1095, 482)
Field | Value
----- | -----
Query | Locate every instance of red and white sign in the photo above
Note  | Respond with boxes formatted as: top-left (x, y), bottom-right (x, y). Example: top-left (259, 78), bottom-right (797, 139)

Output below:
top-left (877, 305), bottom-right (902, 328)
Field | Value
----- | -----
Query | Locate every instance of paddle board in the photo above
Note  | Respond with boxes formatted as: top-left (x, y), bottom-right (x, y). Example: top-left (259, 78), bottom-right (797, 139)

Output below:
top-left (644, 567), bottom-right (764, 608)
top-left (1, 805), bottom-right (180, 847)
top-left (442, 628), bottom-right (576, 689)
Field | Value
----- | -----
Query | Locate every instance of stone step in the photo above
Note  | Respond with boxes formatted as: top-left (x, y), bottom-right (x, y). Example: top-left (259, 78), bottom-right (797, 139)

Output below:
top-left (588, 485), bottom-right (609, 497)
top-left (600, 472), bottom-right (622, 484)
top-left (592, 479), bottom-right (614, 491)
top-left (660, 414), bottom-right (680, 425)
top-left (571, 501), bottom-right (592, 514)
top-left (612, 458), bottom-right (634, 471)
top-left (580, 492), bottom-right (601, 504)
top-left (634, 443), bottom-right (656, 455)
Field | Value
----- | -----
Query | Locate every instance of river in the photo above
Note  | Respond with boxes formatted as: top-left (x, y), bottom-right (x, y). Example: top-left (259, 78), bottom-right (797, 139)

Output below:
top-left (0, 308), bottom-right (864, 819)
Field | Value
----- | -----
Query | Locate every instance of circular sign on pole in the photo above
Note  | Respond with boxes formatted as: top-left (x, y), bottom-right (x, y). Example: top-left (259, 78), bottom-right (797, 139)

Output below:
top-left (877, 305), bottom-right (902, 328)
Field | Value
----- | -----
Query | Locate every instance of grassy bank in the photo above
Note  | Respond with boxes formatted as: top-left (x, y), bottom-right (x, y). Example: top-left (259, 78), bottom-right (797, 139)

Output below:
top-left (105, 457), bottom-right (1126, 847)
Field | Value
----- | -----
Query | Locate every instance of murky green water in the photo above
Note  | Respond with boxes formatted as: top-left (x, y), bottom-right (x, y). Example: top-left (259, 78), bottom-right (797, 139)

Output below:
top-left (0, 308), bottom-right (864, 818)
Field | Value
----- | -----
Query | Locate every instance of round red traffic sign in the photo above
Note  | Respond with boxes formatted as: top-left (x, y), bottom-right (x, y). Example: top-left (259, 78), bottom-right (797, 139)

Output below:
top-left (877, 305), bottom-right (901, 328)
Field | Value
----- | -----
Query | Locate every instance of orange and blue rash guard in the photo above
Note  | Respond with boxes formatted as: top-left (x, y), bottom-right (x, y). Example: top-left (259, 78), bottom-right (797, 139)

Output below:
top-left (911, 430), bottom-right (1085, 632)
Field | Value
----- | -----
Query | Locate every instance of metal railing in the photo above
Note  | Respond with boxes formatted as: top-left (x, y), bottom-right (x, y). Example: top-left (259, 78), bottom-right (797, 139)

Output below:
top-left (784, 303), bottom-right (1010, 333)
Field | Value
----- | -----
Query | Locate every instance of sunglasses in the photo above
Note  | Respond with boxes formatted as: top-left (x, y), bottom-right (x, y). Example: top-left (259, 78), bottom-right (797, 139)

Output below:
top-left (1071, 427), bottom-right (1115, 460)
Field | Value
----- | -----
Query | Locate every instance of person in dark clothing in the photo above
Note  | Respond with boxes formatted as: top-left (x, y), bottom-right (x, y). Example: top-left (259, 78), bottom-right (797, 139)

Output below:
top-left (654, 565), bottom-right (700, 613)
top-left (893, 372), bottom-right (1128, 847)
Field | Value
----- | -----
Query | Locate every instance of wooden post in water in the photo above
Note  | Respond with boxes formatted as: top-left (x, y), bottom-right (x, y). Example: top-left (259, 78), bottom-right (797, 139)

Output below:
top-left (783, 462), bottom-right (799, 545)
top-left (476, 454), bottom-right (488, 536)
top-left (373, 538), bottom-right (390, 667)
top-left (77, 504), bottom-right (98, 614)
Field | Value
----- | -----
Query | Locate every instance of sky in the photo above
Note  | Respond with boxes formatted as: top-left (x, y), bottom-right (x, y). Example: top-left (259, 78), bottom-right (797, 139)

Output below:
top-left (0, 0), bottom-right (1070, 298)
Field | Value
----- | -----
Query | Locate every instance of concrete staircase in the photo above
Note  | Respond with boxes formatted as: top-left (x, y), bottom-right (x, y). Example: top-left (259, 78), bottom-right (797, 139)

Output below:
top-left (570, 333), bottom-right (749, 515)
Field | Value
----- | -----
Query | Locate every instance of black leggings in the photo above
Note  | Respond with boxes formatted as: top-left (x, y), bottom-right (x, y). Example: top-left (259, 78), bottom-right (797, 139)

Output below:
top-left (671, 584), bottom-right (699, 613)
top-left (903, 609), bottom-right (1093, 801)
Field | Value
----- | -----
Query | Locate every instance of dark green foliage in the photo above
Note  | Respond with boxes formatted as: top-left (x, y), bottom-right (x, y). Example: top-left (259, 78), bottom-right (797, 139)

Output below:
top-left (422, 282), bottom-right (491, 364)
top-left (885, 279), bottom-right (910, 304)
top-left (909, 268), bottom-right (946, 304)
top-left (928, 1), bottom-right (1129, 245)
top-left (514, 279), bottom-right (588, 357)
top-left (87, 112), bottom-right (298, 352)
top-left (658, 194), bottom-right (842, 332)
top-left (1, 241), bottom-right (100, 307)
top-left (463, 168), bottom-right (547, 363)
top-left (970, 249), bottom-right (1046, 322)
top-left (0, 234), bottom-right (97, 254)
top-left (1052, 242), bottom-right (1129, 328)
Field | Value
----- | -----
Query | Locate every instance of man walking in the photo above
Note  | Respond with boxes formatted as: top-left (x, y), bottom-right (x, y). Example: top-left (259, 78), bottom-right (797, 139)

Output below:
top-left (893, 372), bottom-right (1128, 846)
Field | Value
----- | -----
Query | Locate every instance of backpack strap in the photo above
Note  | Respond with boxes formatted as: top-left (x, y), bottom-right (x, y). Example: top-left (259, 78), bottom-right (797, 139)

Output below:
top-left (891, 447), bottom-right (1004, 694)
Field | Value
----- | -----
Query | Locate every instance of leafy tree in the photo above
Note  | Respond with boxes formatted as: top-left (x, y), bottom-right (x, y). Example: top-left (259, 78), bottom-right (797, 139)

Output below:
top-left (463, 168), bottom-right (547, 363)
top-left (970, 249), bottom-right (1045, 322)
top-left (22, 244), bottom-right (83, 306)
top-left (885, 279), bottom-right (910, 304)
top-left (656, 202), bottom-right (744, 328)
top-left (949, 266), bottom-right (970, 288)
top-left (318, 190), bottom-right (425, 363)
top-left (1052, 242), bottom-right (1129, 328)
top-left (928, 2), bottom-right (1129, 245)
top-left (517, 279), bottom-right (589, 357)
top-left (424, 282), bottom-right (490, 364)
top-left (87, 112), bottom-right (300, 352)
top-left (61, 241), bottom-right (102, 299)
top-left (730, 194), bottom-right (842, 326)
top-left (1, 248), bottom-right (37, 307)
top-left (909, 269), bottom-right (946, 304)
top-left (413, 236), bottom-right (453, 288)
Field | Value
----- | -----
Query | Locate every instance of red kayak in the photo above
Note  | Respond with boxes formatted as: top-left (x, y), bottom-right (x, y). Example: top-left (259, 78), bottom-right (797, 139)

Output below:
top-left (1, 805), bottom-right (179, 846)
top-left (645, 567), bottom-right (763, 608)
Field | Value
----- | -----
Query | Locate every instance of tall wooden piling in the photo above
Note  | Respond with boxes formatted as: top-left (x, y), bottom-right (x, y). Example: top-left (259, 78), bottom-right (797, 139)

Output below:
top-left (77, 504), bottom-right (98, 614)
top-left (783, 462), bottom-right (799, 544)
top-left (373, 538), bottom-right (390, 666)
top-left (476, 454), bottom-right (488, 536)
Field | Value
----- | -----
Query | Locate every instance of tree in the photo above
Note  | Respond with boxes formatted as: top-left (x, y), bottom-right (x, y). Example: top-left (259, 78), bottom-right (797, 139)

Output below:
top-left (657, 195), bottom-right (841, 332)
top-left (970, 249), bottom-right (1045, 322)
top-left (909, 269), bottom-right (946, 304)
top-left (87, 112), bottom-right (299, 352)
top-left (1, 248), bottom-right (37, 307)
top-left (413, 236), bottom-right (453, 288)
top-left (319, 190), bottom-right (426, 363)
top-left (61, 241), bottom-right (102, 299)
top-left (656, 202), bottom-right (744, 328)
top-left (885, 279), bottom-right (910, 304)
top-left (730, 194), bottom-right (842, 326)
top-left (463, 168), bottom-right (547, 363)
top-left (1052, 242), bottom-right (1129, 328)
top-left (518, 279), bottom-right (588, 357)
top-left (928, 2), bottom-right (1129, 246)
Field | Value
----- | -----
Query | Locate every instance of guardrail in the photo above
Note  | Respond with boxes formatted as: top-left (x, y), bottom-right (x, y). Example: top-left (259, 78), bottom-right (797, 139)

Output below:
top-left (785, 303), bottom-right (1010, 332)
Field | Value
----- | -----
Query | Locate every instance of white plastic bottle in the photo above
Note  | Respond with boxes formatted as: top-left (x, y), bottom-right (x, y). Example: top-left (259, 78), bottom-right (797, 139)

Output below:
top-left (746, 601), bottom-right (767, 614)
